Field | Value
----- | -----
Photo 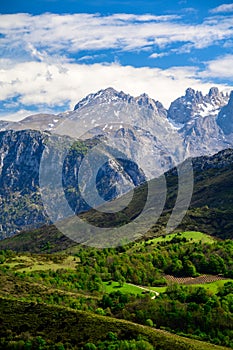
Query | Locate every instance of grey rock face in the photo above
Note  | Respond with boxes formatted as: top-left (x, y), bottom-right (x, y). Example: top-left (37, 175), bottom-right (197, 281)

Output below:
top-left (0, 129), bottom-right (146, 238)
top-left (55, 87), bottom-right (183, 179)
top-left (180, 115), bottom-right (231, 158)
top-left (74, 87), bottom-right (133, 110)
top-left (0, 86), bottom-right (233, 239)
top-left (217, 91), bottom-right (233, 135)
top-left (168, 87), bottom-right (228, 124)
top-left (0, 130), bottom-right (48, 237)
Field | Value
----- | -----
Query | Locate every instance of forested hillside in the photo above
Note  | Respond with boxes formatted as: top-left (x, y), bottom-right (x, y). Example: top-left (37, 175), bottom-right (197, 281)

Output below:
top-left (0, 231), bottom-right (232, 349)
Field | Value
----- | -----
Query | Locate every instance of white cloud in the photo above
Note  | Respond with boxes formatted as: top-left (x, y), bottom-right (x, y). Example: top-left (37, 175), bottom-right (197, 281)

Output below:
top-left (0, 59), bottom-right (232, 122)
top-left (203, 54), bottom-right (233, 79)
top-left (0, 12), bottom-right (232, 58)
top-left (78, 54), bottom-right (106, 62)
top-left (149, 52), bottom-right (168, 58)
top-left (0, 109), bottom-right (39, 122)
top-left (109, 13), bottom-right (180, 22)
top-left (210, 3), bottom-right (233, 13)
top-left (0, 12), bottom-right (233, 121)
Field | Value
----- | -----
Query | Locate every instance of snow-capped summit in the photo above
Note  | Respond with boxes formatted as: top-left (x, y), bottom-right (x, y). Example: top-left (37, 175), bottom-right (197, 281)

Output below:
top-left (65, 87), bottom-right (180, 178)
top-left (74, 87), bottom-right (133, 111)
top-left (168, 87), bottom-right (229, 124)
top-left (1, 86), bottom-right (233, 177)
top-left (69, 87), bottom-right (170, 134)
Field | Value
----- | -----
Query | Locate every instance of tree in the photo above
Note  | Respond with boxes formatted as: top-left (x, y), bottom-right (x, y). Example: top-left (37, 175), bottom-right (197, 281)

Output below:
top-left (106, 332), bottom-right (118, 341)
top-left (33, 336), bottom-right (46, 350)
top-left (183, 260), bottom-right (197, 277)
top-left (118, 276), bottom-right (126, 287)
top-left (208, 254), bottom-right (226, 274)
top-left (171, 259), bottom-right (183, 276)
top-left (145, 319), bottom-right (153, 327)
top-left (95, 307), bottom-right (105, 316)
top-left (84, 343), bottom-right (97, 350)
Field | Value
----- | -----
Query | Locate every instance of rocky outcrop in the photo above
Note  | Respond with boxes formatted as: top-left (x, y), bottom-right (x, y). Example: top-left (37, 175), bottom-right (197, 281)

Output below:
top-left (217, 91), bottom-right (233, 135)
top-left (0, 129), bottom-right (146, 239)
top-left (168, 87), bottom-right (228, 124)
top-left (0, 86), bottom-right (233, 239)
top-left (179, 115), bottom-right (229, 157)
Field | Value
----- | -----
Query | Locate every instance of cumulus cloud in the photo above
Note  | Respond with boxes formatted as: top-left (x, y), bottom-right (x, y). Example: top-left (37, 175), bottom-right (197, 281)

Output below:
top-left (0, 12), bottom-right (233, 121)
top-left (203, 54), bottom-right (233, 79)
top-left (210, 3), bottom-right (233, 14)
top-left (0, 59), bottom-right (232, 122)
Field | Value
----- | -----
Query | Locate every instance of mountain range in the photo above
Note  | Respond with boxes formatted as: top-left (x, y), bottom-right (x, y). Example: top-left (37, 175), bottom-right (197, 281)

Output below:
top-left (1, 87), bottom-right (233, 172)
top-left (1, 146), bottom-right (233, 252)
top-left (0, 86), bottom-right (233, 239)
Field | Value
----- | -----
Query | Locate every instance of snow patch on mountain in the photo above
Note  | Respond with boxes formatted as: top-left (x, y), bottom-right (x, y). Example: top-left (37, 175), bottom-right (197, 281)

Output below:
top-left (0, 86), bottom-right (233, 179)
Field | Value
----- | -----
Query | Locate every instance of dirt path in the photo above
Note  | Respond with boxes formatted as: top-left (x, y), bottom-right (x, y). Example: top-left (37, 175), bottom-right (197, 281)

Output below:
top-left (127, 283), bottom-right (160, 296)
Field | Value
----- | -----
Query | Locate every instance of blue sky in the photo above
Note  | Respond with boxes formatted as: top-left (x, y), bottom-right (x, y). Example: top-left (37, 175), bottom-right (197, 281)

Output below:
top-left (0, 0), bottom-right (233, 120)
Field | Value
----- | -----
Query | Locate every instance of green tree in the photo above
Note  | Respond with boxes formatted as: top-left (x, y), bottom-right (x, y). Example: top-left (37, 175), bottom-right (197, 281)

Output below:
top-left (145, 319), bottom-right (153, 327)
top-left (118, 276), bottom-right (126, 287)
top-left (171, 259), bottom-right (183, 276)
top-left (95, 307), bottom-right (105, 316)
top-left (84, 343), bottom-right (97, 350)
top-left (183, 260), bottom-right (197, 277)
top-left (33, 336), bottom-right (46, 350)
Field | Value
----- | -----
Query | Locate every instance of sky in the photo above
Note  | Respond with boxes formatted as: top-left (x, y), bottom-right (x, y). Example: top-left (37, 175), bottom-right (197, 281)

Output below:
top-left (0, 0), bottom-right (233, 121)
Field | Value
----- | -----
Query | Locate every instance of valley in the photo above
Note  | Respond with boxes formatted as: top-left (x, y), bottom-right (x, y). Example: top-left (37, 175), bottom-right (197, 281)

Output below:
top-left (0, 87), bottom-right (233, 349)
top-left (0, 231), bottom-right (232, 349)
top-left (1, 0), bottom-right (233, 348)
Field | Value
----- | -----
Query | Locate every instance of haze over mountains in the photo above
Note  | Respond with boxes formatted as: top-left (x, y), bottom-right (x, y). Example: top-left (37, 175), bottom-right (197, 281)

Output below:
top-left (0, 86), bottom-right (233, 239)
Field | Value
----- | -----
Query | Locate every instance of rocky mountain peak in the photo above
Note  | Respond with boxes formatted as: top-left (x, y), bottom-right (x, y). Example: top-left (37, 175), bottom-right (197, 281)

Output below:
top-left (1, 86), bottom-right (233, 238)
top-left (135, 93), bottom-right (157, 110)
top-left (207, 87), bottom-right (228, 107)
top-left (217, 90), bottom-right (233, 135)
top-left (68, 87), bottom-right (172, 145)
top-left (208, 87), bottom-right (219, 97)
top-left (74, 87), bottom-right (133, 111)
top-left (185, 87), bottom-right (195, 97)
top-left (185, 88), bottom-right (203, 102)
top-left (74, 88), bottom-right (165, 114)
top-left (168, 86), bottom-right (229, 124)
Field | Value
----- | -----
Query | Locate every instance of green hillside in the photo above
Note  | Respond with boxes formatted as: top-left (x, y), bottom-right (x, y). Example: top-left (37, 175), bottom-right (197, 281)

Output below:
top-left (0, 233), bottom-right (232, 349)
top-left (0, 297), bottom-right (231, 350)
top-left (1, 150), bottom-right (233, 349)
top-left (1, 149), bottom-right (233, 254)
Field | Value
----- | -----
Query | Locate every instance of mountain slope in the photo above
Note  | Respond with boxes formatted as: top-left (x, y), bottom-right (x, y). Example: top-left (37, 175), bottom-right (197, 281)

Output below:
top-left (217, 91), bottom-right (233, 135)
top-left (0, 129), bottom-right (145, 239)
top-left (1, 298), bottom-right (229, 350)
top-left (1, 86), bottom-right (232, 177)
top-left (1, 148), bottom-right (233, 252)
top-left (0, 86), bottom-right (232, 240)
